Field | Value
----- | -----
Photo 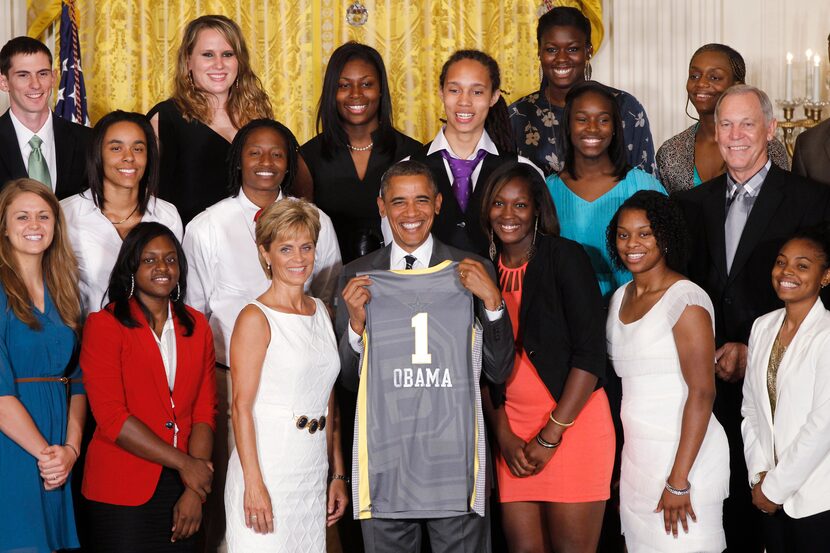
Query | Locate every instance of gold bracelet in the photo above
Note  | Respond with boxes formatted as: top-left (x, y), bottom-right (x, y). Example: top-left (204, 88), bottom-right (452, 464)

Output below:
top-left (549, 412), bottom-right (575, 428)
top-left (64, 443), bottom-right (79, 459)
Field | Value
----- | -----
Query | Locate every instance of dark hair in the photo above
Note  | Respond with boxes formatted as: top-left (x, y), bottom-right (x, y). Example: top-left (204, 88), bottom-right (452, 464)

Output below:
top-left (439, 50), bottom-right (515, 155)
top-left (316, 42), bottom-right (395, 157)
top-left (537, 7), bottom-right (592, 48)
top-left (479, 161), bottom-right (559, 239)
top-left (562, 81), bottom-right (628, 181)
top-left (691, 43), bottom-right (746, 84)
top-left (379, 160), bottom-right (437, 198)
top-left (227, 118), bottom-right (300, 197)
top-left (785, 223), bottom-right (830, 269)
top-left (0, 36), bottom-right (52, 76)
top-left (86, 110), bottom-right (159, 214)
top-left (107, 222), bottom-right (194, 336)
top-left (606, 190), bottom-right (689, 273)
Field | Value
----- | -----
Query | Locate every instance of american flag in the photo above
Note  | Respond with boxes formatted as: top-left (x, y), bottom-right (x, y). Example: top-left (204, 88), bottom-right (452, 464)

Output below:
top-left (54, 0), bottom-right (89, 125)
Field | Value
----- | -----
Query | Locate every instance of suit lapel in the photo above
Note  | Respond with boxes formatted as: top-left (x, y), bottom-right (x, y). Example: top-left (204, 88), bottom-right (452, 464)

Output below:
top-left (0, 111), bottom-right (27, 178)
top-left (701, 177), bottom-right (728, 281)
top-left (171, 312), bottom-right (190, 399)
top-left (518, 250), bottom-right (543, 337)
top-left (370, 245), bottom-right (392, 270)
top-left (130, 301), bottom-right (175, 417)
top-left (52, 116), bottom-right (72, 196)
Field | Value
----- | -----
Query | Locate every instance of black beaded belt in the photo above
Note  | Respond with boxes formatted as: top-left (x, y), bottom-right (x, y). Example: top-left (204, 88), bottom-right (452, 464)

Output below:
top-left (296, 414), bottom-right (327, 434)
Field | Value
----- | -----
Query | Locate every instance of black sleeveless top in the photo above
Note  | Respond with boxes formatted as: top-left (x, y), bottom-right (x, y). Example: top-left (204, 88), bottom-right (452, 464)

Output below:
top-left (410, 143), bottom-right (518, 257)
top-left (148, 99), bottom-right (231, 225)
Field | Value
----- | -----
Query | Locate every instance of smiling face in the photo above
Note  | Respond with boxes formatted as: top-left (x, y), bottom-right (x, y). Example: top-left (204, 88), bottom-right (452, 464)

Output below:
top-left (772, 238), bottom-right (830, 306)
top-left (186, 28), bottom-right (239, 99)
top-left (715, 92), bottom-right (776, 183)
top-left (614, 207), bottom-right (665, 275)
top-left (4, 191), bottom-right (55, 261)
top-left (240, 126), bottom-right (288, 197)
top-left (336, 57), bottom-right (381, 131)
top-left (134, 235), bottom-right (180, 303)
top-left (378, 174), bottom-right (442, 253)
top-left (687, 51), bottom-right (736, 117)
top-left (539, 25), bottom-right (592, 93)
top-left (259, 227), bottom-right (316, 286)
top-left (439, 58), bottom-right (500, 139)
top-left (489, 177), bottom-right (536, 253)
top-left (101, 121), bottom-right (147, 195)
top-left (0, 52), bottom-right (54, 121)
top-left (569, 90), bottom-right (614, 160)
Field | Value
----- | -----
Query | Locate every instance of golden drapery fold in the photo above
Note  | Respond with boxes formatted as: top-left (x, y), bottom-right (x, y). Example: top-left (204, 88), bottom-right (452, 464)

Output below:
top-left (29, 0), bottom-right (602, 143)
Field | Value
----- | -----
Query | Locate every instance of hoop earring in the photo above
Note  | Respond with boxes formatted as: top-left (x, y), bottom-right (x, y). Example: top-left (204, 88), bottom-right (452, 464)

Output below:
top-left (685, 97), bottom-right (699, 122)
top-left (583, 59), bottom-right (592, 81)
top-left (488, 229), bottom-right (497, 262)
top-left (170, 282), bottom-right (181, 302)
top-left (129, 274), bottom-right (135, 298)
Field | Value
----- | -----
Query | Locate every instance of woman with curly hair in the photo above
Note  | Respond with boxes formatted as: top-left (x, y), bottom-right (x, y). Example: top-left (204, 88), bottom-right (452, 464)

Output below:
top-left (606, 190), bottom-right (729, 552)
top-left (148, 15), bottom-right (273, 224)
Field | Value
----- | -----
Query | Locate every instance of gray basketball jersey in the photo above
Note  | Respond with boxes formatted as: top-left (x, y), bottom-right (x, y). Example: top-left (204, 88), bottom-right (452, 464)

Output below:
top-left (352, 260), bottom-right (486, 519)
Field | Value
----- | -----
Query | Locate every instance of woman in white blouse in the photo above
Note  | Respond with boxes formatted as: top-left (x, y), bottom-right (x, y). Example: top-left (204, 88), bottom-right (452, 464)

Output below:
top-left (61, 110), bottom-right (183, 315)
top-left (741, 225), bottom-right (830, 553)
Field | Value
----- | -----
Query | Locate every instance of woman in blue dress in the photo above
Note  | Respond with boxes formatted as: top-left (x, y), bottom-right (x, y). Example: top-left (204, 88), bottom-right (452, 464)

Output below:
top-left (0, 178), bottom-right (85, 553)
top-left (510, 6), bottom-right (656, 177)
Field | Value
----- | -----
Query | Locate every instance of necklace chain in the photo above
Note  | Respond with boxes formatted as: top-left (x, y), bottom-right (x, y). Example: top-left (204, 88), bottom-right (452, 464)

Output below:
top-left (347, 141), bottom-right (373, 152)
top-left (105, 204), bottom-right (138, 225)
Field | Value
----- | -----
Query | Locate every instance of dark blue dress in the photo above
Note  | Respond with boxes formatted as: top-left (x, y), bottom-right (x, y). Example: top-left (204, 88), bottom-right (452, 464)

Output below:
top-left (0, 284), bottom-right (82, 553)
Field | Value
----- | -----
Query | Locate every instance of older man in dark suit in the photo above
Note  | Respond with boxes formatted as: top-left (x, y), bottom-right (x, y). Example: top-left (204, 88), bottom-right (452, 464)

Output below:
top-left (677, 84), bottom-right (830, 552)
top-left (0, 36), bottom-right (91, 198)
top-left (792, 34), bottom-right (830, 186)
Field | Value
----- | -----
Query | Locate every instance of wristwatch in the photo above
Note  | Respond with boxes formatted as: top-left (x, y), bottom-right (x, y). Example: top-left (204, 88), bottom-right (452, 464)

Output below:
top-left (750, 472), bottom-right (763, 490)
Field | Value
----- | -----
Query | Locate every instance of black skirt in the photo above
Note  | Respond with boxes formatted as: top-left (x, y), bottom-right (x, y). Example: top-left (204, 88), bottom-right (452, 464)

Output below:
top-left (85, 467), bottom-right (195, 553)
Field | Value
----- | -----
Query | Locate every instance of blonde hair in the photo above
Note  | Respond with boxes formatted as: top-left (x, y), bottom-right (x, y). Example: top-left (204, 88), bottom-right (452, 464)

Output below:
top-left (255, 199), bottom-right (321, 278)
top-left (171, 15), bottom-right (273, 128)
top-left (0, 179), bottom-right (81, 332)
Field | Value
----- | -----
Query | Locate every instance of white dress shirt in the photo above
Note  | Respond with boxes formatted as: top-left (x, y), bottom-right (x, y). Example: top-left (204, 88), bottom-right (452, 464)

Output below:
top-left (10, 109), bottom-right (57, 190)
top-left (182, 190), bottom-right (342, 366)
top-left (61, 192), bottom-right (184, 315)
top-left (150, 303), bottom-right (178, 391)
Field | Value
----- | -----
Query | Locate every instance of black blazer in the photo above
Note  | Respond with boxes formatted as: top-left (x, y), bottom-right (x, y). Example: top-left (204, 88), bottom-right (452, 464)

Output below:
top-left (335, 237), bottom-right (514, 392)
top-left (491, 235), bottom-right (606, 407)
top-left (410, 144), bottom-right (518, 258)
top-left (0, 109), bottom-right (92, 199)
top-left (792, 118), bottom-right (830, 187)
top-left (676, 164), bottom-right (830, 347)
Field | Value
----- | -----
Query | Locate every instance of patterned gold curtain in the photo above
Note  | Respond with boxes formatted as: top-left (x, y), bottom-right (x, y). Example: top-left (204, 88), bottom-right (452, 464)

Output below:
top-left (29, 1), bottom-right (599, 143)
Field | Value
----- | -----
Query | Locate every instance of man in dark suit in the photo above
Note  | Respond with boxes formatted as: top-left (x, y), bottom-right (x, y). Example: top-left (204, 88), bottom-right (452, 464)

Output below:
top-left (0, 36), bottom-right (91, 198)
top-left (792, 33), bottom-right (830, 186)
top-left (336, 160), bottom-right (513, 553)
top-left (677, 84), bottom-right (830, 552)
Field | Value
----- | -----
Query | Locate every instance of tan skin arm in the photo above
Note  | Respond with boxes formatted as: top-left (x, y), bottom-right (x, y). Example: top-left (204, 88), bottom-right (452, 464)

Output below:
top-left (325, 389), bottom-right (349, 526)
top-left (229, 304), bottom-right (274, 535)
top-left (656, 305), bottom-right (717, 537)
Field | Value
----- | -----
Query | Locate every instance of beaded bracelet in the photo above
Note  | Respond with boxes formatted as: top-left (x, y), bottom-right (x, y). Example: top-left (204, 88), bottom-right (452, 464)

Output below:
top-left (549, 412), bottom-right (575, 428)
top-left (535, 432), bottom-right (562, 449)
top-left (664, 481), bottom-right (691, 496)
top-left (330, 474), bottom-right (350, 484)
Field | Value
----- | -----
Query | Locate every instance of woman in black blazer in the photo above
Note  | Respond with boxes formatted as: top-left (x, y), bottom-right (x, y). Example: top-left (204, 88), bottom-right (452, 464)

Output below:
top-left (481, 162), bottom-right (614, 553)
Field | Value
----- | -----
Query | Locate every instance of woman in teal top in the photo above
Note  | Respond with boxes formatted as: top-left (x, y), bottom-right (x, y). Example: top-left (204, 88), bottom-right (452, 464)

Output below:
top-left (0, 179), bottom-right (85, 553)
top-left (546, 82), bottom-right (665, 300)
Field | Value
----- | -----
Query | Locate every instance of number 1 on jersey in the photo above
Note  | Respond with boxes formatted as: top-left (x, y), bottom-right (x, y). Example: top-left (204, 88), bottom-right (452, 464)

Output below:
top-left (411, 312), bottom-right (432, 364)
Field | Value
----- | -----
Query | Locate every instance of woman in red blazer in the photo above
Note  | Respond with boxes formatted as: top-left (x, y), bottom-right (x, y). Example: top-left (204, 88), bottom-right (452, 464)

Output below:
top-left (81, 222), bottom-right (217, 552)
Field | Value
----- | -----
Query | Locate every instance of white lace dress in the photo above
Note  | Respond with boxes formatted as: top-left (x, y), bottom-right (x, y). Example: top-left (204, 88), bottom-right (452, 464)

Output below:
top-left (225, 298), bottom-right (339, 552)
top-left (607, 280), bottom-right (729, 553)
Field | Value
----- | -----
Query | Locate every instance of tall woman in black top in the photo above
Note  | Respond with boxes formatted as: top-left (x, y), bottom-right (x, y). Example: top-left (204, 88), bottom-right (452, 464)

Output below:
top-left (299, 42), bottom-right (421, 264)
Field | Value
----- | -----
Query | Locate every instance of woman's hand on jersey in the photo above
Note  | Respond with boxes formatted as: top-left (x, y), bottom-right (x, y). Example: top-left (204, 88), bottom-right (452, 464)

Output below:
top-left (457, 259), bottom-right (502, 310)
top-left (497, 428), bottom-right (535, 477)
top-left (342, 275), bottom-right (372, 335)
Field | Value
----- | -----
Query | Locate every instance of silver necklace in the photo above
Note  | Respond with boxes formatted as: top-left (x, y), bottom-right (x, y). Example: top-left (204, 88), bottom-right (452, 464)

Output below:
top-left (105, 204), bottom-right (138, 225)
top-left (347, 142), bottom-right (373, 152)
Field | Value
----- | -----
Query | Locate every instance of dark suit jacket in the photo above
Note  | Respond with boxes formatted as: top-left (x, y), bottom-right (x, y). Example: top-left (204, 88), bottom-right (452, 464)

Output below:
top-left (335, 237), bottom-right (513, 392)
top-left (491, 235), bottom-right (606, 407)
top-left (792, 118), bottom-right (830, 186)
top-left (677, 164), bottom-right (830, 347)
top-left (0, 109), bottom-right (92, 199)
top-left (80, 300), bottom-right (217, 506)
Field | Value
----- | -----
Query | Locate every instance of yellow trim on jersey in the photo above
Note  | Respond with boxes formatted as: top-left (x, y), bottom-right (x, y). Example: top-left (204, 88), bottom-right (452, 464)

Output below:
top-left (469, 324), bottom-right (480, 509)
top-left (357, 330), bottom-right (373, 519)
top-left (389, 259), bottom-right (453, 275)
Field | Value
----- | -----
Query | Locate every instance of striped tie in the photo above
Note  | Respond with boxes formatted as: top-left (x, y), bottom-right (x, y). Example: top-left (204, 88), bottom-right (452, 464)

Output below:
top-left (27, 135), bottom-right (52, 188)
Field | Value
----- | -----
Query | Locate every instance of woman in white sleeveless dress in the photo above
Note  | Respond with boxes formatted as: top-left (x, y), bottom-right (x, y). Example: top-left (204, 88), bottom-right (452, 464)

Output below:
top-left (224, 199), bottom-right (348, 552)
top-left (605, 191), bottom-right (729, 552)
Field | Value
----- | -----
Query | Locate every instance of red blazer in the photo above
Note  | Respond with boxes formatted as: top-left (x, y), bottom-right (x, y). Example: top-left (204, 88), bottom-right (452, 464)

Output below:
top-left (81, 300), bottom-right (217, 506)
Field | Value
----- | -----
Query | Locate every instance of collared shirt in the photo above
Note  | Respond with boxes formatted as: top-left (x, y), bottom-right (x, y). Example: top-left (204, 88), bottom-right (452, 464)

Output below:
top-left (150, 303), bottom-right (177, 391)
top-left (61, 192), bottom-right (184, 315)
top-left (9, 109), bottom-right (57, 190)
top-left (725, 159), bottom-right (771, 207)
top-left (182, 189), bottom-right (342, 366)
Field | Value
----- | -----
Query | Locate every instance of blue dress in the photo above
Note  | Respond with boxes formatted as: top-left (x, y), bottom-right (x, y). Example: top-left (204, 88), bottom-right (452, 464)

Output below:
top-left (0, 284), bottom-right (82, 553)
top-left (546, 168), bottom-right (666, 300)
top-left (509, 86), bottom-right (656, 177)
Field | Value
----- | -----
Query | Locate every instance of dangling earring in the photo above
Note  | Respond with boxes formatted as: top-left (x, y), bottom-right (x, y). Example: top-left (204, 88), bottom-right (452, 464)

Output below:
top-left (128, 274), bottom-right (135, 298)
top-left (525, 218), bottom-right (538, 262)
top-left (235, 78), bottom-right (239, 90)
top-left (685, 97), bottom-right (699, 122)
top-left (188, 71), bottom-right (195, 89)
top-left (488, 229), bottom-right (497, 262)
top-left (170, 282), bottom-right (181, 302)
top-left (583, 58), bottom-right (592, 81)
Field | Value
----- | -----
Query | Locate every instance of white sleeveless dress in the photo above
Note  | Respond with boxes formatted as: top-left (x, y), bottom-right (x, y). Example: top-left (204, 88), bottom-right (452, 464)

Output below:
top-left (225, 298), bottom-right (340, 552)
top-left (607, 280), bottom-right (729, 553)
